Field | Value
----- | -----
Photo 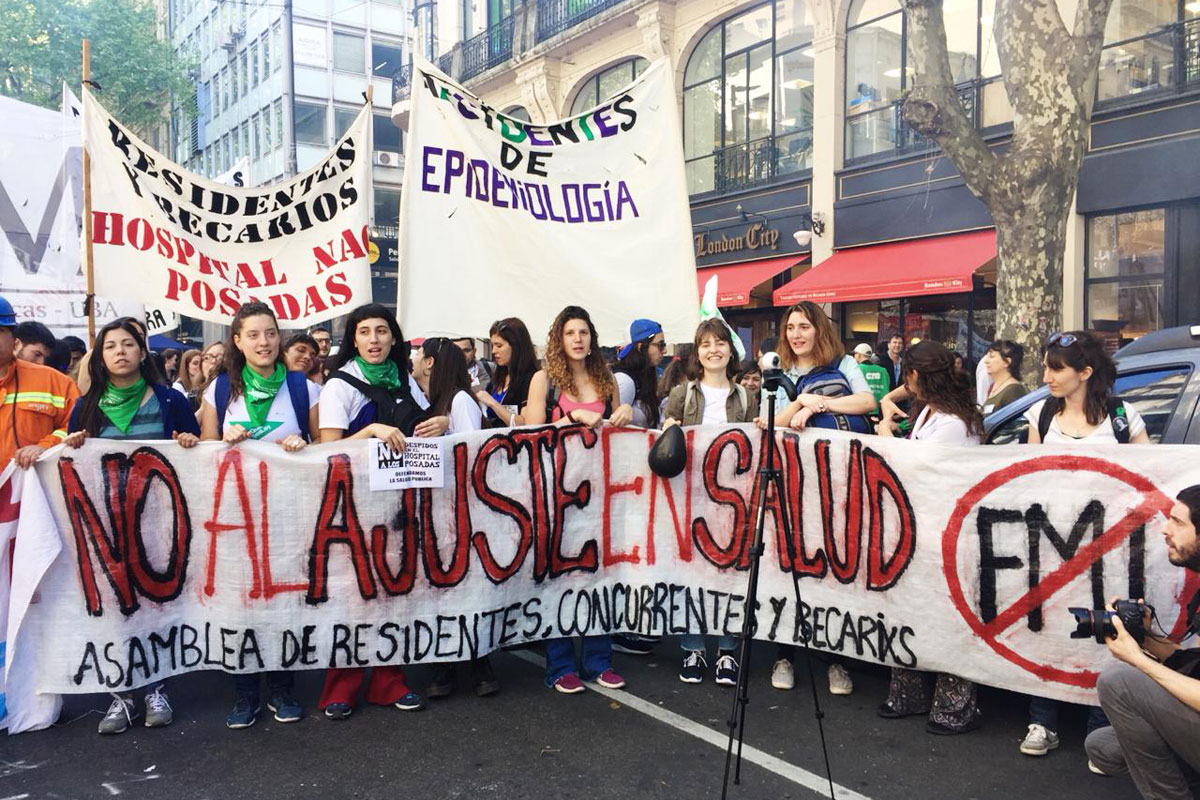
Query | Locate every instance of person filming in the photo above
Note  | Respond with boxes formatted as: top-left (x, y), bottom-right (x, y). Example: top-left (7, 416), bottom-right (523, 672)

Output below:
top-left (1085, 485), bottom-right (1200, 800)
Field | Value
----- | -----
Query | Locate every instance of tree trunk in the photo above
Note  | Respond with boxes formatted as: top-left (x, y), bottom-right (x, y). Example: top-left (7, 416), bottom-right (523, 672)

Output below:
top-left (901, 0), bottom-right (1113, 384)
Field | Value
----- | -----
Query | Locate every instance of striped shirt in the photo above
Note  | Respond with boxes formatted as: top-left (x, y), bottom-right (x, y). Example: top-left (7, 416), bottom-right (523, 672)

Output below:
top-left (98, 394), bottom-right (163, 440)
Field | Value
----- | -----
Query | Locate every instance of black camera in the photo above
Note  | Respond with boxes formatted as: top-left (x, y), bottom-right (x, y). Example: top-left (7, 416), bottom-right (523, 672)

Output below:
top-left (1069, 599), bottom-right (1150, 645)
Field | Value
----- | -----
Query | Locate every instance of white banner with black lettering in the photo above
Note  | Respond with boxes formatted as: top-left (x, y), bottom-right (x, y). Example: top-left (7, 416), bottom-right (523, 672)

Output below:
top-left (397, 57), bottom-right (699, 345)
top-left (5, 426), bottom-right (1198, 733)
top-left (82, 89), bottom-right (372, 327)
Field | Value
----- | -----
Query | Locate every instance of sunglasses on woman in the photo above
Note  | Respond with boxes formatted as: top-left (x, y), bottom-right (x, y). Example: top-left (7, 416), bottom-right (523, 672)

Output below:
top-left (1047, 332), bottom-right (1078, 348)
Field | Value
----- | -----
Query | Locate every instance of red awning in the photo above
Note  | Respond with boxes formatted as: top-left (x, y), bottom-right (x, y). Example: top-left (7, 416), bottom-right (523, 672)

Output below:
top-left (772, 230), bottom-right (997, 306)
top-left (697, 255), bottom-right (808, 307)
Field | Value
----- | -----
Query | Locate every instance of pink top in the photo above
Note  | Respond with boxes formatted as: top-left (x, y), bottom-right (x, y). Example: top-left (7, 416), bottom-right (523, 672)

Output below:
top-left (551, 394), bottom-right (607, 422)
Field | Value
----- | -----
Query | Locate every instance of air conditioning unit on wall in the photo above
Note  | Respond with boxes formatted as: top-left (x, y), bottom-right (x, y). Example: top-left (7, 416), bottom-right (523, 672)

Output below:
top-left (373, 151), bottom-right (401, 167)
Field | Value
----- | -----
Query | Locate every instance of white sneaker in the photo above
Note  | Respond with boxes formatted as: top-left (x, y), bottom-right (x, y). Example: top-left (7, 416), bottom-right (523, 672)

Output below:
top-left (1088, 760), bottom-right (1109, 776)
top-left (1020, 723), bottom-right (1060, 756)
top-left (770, 658), bottom-right (794, 690)
top-left (828, 663), bottom-right (854, 696)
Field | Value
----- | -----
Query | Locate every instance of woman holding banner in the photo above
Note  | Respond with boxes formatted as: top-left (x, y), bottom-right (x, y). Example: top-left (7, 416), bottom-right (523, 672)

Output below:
top-left (759, 301), bottom-right (874, 698)
top-left (477, 317), bottom-right (538, 428)
top-left (663, 318), bottom-right (757, 686)
top-left (410, 337), bottom-right (502, 698)
top-left (1017, 331), bottom-right (1147, 761)
top-left (64, 318), bottom-right (201, 735)
top-left (198, 302), bottom-right (321, 729)
top-left (876, 340), bottom-right (984, 735)
top-left (315, 303), bottom-right (449, 720)
top-left (525, 305), bottom-right (633, 694)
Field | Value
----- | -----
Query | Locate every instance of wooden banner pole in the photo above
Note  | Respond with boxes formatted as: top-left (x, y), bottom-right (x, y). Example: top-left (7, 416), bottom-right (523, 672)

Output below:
top-left (82, 38), bottom-right (96, 343)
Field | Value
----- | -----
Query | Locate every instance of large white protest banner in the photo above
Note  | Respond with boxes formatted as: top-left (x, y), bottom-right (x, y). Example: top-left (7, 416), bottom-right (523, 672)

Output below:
top-left (398, 57), bottom-right (699, 345)
top-left (6, 426), bottom-right (1198, 733)
top-left (0, 93), bottom-right (139, 337)
top-left (83, 89), bottom-right (373, 327)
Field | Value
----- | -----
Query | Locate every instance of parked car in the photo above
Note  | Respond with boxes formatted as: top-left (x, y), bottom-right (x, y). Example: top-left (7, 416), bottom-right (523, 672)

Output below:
top-left (984, 325), bottom-right (1200, 445)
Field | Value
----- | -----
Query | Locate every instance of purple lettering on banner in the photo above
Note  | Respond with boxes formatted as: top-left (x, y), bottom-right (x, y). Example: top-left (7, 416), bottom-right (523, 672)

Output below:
top-left (563, 185), bottom-right (584, 223)
top-left (527, 126), bottom-right (553, 147)
top-left (453, 92), bottom-right (480, 121)
top-left (526, 182), bottom-right (548, 220)
top-left (421, 146), bottom-right (443, 193)
top-left (583, 184), bottom-right (604, 222)
top-left (542, 185), bottom-right (565, 223)
top-left (615, 181), bottom-right (639, 220)
top-left (505, 175), bottom-right (526, 212)
top-left (444, 149), bottom-right (465, 194)
top-left (466, 159), bottom-right (490, 201)
top-left (592, 106), bottom-right (618, 137)
top-left (491, 167), bottom-right (508, 209)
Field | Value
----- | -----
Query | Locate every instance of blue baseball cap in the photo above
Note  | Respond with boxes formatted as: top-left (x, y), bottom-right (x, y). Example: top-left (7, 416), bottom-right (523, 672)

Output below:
top-left (0, 296), bottom-right (16, 328)
top-left (618, 318), bottom-right (663, 360)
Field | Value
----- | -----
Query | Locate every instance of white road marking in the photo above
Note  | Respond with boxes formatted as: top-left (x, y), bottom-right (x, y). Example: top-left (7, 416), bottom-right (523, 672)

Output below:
top-left (509, 650), bottom-right (872, 800)
top-left (100, 774), bottom-right (161, 796)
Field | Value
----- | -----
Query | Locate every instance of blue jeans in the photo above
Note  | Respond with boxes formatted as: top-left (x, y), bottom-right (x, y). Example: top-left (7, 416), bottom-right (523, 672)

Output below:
top-left (544, 636), bottom-right (612, 686)
top-left (680, 634), bottom-right (737, 653)
top-left (1029, 695), bottom-right (1109, 733)
top-left (233, 671), bottom-right (294, 704)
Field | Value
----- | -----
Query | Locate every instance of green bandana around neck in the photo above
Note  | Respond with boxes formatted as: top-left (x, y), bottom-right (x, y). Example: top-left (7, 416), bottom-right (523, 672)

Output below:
top-left (99, 376), bottom-right (148, 433)
top-left (355, 356), bottom-right (402, 390)
top-left (241, 363), bottom-right (286, 429)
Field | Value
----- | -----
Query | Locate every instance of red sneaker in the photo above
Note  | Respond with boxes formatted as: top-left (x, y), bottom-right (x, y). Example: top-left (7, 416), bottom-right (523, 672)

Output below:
top-left (553, 673), bottom-right (586, 694)
top-left (594, 669), bottom-right (626, 689)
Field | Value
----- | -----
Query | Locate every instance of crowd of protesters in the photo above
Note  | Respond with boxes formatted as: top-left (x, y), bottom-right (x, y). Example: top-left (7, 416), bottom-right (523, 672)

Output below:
top-left (2, 293), bottom-right (1194, 798)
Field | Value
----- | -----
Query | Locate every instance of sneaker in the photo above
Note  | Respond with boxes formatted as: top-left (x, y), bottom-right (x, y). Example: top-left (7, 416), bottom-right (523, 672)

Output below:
top-left (611, 634), bottom-right (656, 656)
top-left (1020, 723), bottom-right (1060, 756)
top-left (1088, 760), bottom-right (1109, 776)
top-left (828, 663), bottom-right (854, 696)
top-left (472, 657), bottom-right (500, 697)
top-left (98, 695), bottom-right (139, 735)
top-left (394, 691), bottom-right (424, 711)
top-left (427, 664), bottom-right (456, 699)
top-left (225, 697), bottom-right (259, 729)
top-left (143, 687), bottom-right (173, 728)
top-left (267, 692), bottom-right (303, 723)
top-left (679, 650), bottom-right (706, 684)
top-left (714, 653), bottom-right (739, 687)
top-left (323, 702), bottom-right (353, 720)
top-left (553, 673), bottom-right (586, 694)
top-left (770, 658), bottom-right (795, 690)
top-left (593, 669), bottom-right (626, 689)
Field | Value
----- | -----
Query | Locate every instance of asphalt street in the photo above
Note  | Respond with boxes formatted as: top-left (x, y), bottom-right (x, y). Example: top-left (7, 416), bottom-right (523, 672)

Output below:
top-left (0, 640), bottom-right (1140, 800)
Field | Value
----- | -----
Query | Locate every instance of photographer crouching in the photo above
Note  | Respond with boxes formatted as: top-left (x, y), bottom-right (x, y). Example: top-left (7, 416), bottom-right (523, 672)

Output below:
top-left (1084, 485), bottom-right (1200, 799)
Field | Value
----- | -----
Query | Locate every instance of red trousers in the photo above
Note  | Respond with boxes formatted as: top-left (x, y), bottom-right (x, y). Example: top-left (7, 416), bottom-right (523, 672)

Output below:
top-left (319, 666), bottom-right (410, 708)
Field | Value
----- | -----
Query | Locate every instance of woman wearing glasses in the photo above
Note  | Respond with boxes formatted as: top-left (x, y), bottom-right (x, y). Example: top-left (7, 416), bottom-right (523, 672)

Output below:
top-left (613, 318), bottom-right (665, 429)
top-left (201, 341), bottom-right (227, 382)
top-left (1018, 331), bottom-right (1147, 762)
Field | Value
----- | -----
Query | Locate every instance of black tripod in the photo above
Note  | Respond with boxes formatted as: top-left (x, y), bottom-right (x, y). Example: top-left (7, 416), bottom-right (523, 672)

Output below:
top-left (720, 377), bottom-right (836, 800)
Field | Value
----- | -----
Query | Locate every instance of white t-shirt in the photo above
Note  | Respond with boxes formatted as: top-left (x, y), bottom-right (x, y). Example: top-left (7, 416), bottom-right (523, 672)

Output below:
top-left (318, 360), bottom-right (429, 432)
top-left (699, 382), bottom-right (728, 425)
top-left (448, 389), bottom-right (483, 433)
top-left (909, 406), bottom-right (980, 446)
top-left (615, 371), bottom-right (650, 427)
top-left (171, 380), bottom-right (186, 395)
top-left (203, 375), bottom-right (321, 442)
top-left (1023, 398), bottom-right (1146, 444)
top-left (771, 354), bottom-right (872, 408)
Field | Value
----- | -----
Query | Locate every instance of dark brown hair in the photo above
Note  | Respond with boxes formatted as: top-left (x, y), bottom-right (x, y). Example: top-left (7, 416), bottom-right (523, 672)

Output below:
top-left (902, 340), bottom-right (983, 435)
top-left (688, 318), bottom-right (739, 381)
top-left (224, 302), bottom-right (282, 403)
top-left (779, 302), bottom-right (842, 369)
top-left (489, 317), bottom-right (538, 394)
top-left (987, 339), bottom-right (1024, 380)
top-left (422, 337), bottom-right (473, 418)
top-left (76, 319), bottom-right (159, 436)
top-left (1043, 330), bottom-right (1116, 426)
top-left (543, 306), bottom-right (615, 400)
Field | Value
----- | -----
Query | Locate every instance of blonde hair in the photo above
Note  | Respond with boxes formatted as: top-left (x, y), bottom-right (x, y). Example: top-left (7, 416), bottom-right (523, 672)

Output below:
top-left (779, 302), bottom-right (843, 369)
top-left (543, 306), bottom-right (615, 400)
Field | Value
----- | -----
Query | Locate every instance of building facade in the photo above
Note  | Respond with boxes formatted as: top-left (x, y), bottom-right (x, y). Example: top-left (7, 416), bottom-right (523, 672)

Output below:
top-left (392, 0), bottom-right (1200, 358)
top-left (166, 0), bottom-right (411, 339)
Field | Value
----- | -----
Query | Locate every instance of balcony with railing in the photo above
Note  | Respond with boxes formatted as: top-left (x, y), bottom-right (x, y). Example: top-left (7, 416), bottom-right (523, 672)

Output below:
top-left (1096, 17), bottom-right (1200, 106)
top-left (536, 0), bottom-right (627, 43)
top-left (391, 64), bottom-right (413, 105)
top-left (461, 16), bottom-right (516, 82)
top-left (686, 131), bottom-right (813, 197)
top-left (844, 78), bottom-right (989, 166)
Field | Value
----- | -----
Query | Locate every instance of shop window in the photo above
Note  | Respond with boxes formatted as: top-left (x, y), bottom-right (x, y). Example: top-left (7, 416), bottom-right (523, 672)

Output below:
top-left (570, 58), bottom-right (648, 116)
top-left (1086, 209), bottom-right (1166, 341)
top-left (684, 0), bottom-right (815, 196)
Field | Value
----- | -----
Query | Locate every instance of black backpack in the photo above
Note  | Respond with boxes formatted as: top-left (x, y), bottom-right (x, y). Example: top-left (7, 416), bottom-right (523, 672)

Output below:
top-left (326, 370), bottom-right (428, 437)
top-left (1037, 396), bottom-right (1131, 444)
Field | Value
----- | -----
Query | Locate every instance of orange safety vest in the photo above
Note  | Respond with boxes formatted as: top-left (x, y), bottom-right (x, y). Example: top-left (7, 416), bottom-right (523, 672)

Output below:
top-left (0, 359), bottom-right (80, 468)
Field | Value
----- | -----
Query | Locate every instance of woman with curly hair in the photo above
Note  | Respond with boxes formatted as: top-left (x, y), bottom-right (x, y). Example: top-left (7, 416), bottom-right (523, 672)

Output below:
top-left (875, 340), bottom-right (983, 736)
top-left (524, 306), bottom-right (634, 694)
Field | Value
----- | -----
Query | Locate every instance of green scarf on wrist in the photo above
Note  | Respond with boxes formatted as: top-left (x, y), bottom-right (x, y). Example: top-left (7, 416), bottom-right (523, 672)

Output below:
top-left (99, 377), bottom-right (148, 433)
top-left (241, 363), bottom-right (286, 429)
top-left (355, 356), bottom-right (402, 390)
